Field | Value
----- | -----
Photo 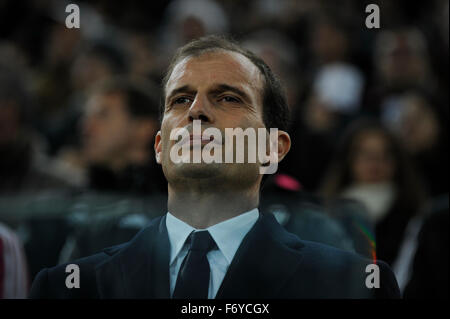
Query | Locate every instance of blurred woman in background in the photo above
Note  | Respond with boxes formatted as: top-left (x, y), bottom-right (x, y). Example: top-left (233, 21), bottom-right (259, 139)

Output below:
top-left (321, 119), bottom-right (427, 267)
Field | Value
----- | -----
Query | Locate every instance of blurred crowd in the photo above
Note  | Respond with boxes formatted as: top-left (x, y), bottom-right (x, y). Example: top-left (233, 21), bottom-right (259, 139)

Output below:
top-left (0, 0), bottom-right (448, 298)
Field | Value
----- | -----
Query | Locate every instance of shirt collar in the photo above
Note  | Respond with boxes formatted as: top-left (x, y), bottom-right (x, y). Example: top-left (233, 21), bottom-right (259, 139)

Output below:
top-left (166, 208), bottom-right (259, 265)
top-left (166, 212), bottom-right (195, 265)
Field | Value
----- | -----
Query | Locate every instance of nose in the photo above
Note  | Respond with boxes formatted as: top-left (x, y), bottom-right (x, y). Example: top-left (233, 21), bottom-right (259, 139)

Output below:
top-left (188, 94), bottom-right (213, 123)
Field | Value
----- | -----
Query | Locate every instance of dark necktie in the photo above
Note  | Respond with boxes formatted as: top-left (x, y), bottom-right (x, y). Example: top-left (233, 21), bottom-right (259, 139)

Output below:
top-left (173, 230), bottom-right (216, 299)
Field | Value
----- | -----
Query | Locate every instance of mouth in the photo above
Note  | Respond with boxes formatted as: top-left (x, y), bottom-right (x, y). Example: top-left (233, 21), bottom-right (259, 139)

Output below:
top-left (179, 133), bottom-right (223, 146)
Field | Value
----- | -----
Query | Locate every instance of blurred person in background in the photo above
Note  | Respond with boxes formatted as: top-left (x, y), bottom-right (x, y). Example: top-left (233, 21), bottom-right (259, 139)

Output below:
top-left (0, 64), bottom-right (70, 193)
top-left (0, 222), bottom-right (29, 298)
top-left (280, 12), bottom-right (366, 191)
top-left (124, 31), bottom-right (164, 82)
top-left (365, 28), bottom-right (438, 116)
top-left (309, 13), bottom-right (352, 69)
top-left (0, 61), bottom-right (73, 284)
top-left (283, 63), bottom-right (365, 191)
top-left (33, 21), bottom-right (82, 122)
top-left (374, 28), bottom-right (434, 92)
top-left (45, 40), bottom-right (129, 156)
top-left (381, 90), bottom-right (448, 196)
top-left (321, 119), bottom-right (427, 268)
top-left (59, 77), bottom-right (166, 195)
top-left (70, 41), bottom-right (128, 94)
top-left (35, 39), bottom-right (128, 160)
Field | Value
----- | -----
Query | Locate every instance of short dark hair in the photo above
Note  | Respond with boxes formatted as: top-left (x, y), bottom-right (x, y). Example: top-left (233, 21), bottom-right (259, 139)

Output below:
top-left (90, 77), bottom-right (161, 120)
top-left (161, 35), bottom-right (290, 131)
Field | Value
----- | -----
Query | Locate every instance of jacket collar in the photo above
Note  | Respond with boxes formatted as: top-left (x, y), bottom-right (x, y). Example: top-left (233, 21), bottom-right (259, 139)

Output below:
top-left (215, 212), bottom-right (305, 298)
top-left (95, 216), bottom-right (170, 298)
top-left (95, 212), bottom-right (305, 299)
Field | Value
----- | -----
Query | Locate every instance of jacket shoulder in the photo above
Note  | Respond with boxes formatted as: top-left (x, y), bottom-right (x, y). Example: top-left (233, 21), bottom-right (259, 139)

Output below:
top-left (284, 239), bottom-right (400, 298)
top-left (29, 216), bottom-right (164, 299)
top-left (29, 250), bottom-right (112, 299)
top-left (262, 213), bottom-right (400, 298)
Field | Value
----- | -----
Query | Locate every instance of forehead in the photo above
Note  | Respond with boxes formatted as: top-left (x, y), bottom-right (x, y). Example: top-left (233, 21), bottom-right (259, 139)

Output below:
top-left (165, 50), bottom-right (264, 98)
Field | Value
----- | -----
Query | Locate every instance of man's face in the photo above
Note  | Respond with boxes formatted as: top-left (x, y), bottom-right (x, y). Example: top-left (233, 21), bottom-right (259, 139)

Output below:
top-left (81, 92), bottom-right (134, 166)
top-left (155, 50), bottom-right (267, 189)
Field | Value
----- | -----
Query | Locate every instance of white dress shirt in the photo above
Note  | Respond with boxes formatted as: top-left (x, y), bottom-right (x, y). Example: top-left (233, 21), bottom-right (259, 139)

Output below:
top-left (166, 208), bottom-right (259, 299)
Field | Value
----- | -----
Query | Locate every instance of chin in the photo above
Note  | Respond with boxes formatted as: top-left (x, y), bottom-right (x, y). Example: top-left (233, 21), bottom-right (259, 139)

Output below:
top-left (175, 162), bottom-right (224, 179)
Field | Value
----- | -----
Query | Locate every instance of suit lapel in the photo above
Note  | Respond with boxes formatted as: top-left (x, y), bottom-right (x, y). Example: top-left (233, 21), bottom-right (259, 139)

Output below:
top-left (149, 217), bottom-right (171, 298)
top-left (95, 215), bottom-right (171, 298)
top-left (216, 213), bottom-right (305, 299)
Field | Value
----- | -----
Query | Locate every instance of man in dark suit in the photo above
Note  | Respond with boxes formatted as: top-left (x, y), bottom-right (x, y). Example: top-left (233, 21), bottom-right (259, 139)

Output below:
top-left (30, 35), bottom-right (400, 299)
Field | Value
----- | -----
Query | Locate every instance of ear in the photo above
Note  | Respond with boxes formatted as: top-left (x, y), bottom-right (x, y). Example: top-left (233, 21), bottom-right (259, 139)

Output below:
top-left (154, 130), bottom-right (162, 164)
top-left (260, 129), bottom-right (291, 175)
top-left (276, 130), bottom-right (291, 162)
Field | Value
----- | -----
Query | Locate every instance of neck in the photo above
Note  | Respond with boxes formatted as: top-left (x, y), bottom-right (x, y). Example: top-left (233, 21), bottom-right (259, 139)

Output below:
top-left (167, 184), bottom-right (259, 229)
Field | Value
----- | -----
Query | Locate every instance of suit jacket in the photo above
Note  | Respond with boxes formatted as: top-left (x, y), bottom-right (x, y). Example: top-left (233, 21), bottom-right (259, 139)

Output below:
top-left (29, 212), bottom-right (400, 299)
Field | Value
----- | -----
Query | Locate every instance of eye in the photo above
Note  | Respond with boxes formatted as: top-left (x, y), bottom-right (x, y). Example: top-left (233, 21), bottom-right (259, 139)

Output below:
top-left (219, 95), bottom-right (241, 103)
top-left (173, 96), bottom-right (192, 105)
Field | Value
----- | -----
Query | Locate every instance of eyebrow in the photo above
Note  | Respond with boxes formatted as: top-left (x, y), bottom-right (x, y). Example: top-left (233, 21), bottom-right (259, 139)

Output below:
top-left (165, 85), bottom-right (196, 104)
top-left (210, 84), bottom-right (251, 103)
top-left (165, 83), bottom-right (253, 108)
